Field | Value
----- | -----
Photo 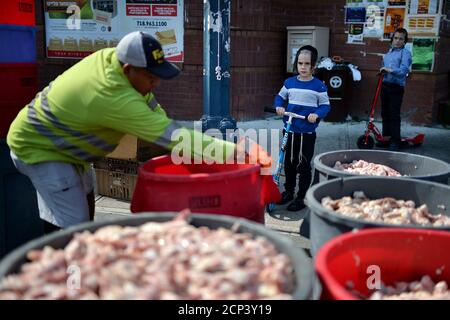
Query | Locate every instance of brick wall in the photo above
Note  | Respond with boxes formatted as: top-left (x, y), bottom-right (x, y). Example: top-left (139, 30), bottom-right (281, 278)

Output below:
top-left (229, 0), bottom-right (449, 124)
top-left (34, 0), bottom-right (449, 124)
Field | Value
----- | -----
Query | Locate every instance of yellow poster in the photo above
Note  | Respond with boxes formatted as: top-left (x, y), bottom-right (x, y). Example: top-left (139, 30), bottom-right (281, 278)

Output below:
top-left (418, 0), bottom-right (431, 13)
top-left (383, 7), bottom-right (406, 39)
top-left (407, 15), bottom-right (440, 36)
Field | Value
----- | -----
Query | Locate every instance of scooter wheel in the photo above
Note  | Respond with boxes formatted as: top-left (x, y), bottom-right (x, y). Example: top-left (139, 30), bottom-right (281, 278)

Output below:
top-left (357, 135), bottom-right (374, 149)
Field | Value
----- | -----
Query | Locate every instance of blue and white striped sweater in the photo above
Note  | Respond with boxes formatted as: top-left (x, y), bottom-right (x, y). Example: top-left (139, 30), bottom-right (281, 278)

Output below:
top-left (274, 76), bottom-right (330, 134)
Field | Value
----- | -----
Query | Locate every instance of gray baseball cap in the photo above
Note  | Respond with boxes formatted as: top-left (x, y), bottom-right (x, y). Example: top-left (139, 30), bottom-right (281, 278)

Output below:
top-left (116, 31), bottom-right (180, 80)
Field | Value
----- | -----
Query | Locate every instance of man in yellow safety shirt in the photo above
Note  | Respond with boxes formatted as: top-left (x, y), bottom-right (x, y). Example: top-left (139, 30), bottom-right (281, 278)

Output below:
top-left (7, 31), bottom-right (271, 233)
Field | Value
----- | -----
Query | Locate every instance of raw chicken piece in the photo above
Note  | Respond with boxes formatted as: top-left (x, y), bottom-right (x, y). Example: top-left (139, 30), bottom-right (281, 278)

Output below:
top-left (369, 276), bottom-right (450, 300)
top-left (334, 160), bottom-right (401, 176)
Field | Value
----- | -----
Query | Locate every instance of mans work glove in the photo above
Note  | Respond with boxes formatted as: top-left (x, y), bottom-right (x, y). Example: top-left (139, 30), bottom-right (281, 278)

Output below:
top-left (235, 137), bottom-right (272, 175)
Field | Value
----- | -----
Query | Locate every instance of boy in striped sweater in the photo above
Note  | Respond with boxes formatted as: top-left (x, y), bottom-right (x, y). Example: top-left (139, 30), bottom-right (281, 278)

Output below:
top-left (274, 45), bottom-right (331, 211)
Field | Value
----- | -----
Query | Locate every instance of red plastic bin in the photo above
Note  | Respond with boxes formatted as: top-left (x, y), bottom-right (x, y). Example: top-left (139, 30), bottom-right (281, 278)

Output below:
top-left (0, 63), bottom-right (38, 138)
top-left (0, 0), bottom-right (35, 26)
top-left (131, 155), bottom-right (280, 223)
top-left (315, 228), bottom-right (450, 300)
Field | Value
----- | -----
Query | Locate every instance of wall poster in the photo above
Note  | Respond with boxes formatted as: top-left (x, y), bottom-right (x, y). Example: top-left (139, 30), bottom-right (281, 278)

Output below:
top-left (44, 0), bottom-right (184, 62)
top-left (345, 7), bottom-right (367, 23)
top-left (407, 14), bottom-right (440, 36)
top-left (364, 3), bottom-right (385, 37)
top-left (408, 0), bottom-right (439, 14)
top-left (347, 23), bottom-right (365, 43)
top-left (388, 0), bottom-right (407, 6)
top-left (383, 6), bottom-right (406, 39)
top-left (411, 38), bottom-right (436, 71)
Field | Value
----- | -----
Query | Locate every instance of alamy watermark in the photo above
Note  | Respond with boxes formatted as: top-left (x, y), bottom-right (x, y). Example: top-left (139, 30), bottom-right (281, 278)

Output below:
top-left (169, 121), bottom-right (281, 175)
top-left (67, 264), bottom-right (81, 291)
top-left (366, 264), bottom-right (382, 290)
top-left (66, 5), bottom-right (81, 30)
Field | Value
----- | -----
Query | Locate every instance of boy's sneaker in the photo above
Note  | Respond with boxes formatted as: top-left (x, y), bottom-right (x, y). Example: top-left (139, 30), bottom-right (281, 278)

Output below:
top-left (277, 191), bottom-right (294, 205)
top-left (287, 197), bottom-right (306, 211)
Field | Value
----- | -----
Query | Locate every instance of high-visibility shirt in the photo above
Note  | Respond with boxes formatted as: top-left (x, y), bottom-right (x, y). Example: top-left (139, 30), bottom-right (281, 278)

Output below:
top-left (7, 48), bottom-right (236, 170)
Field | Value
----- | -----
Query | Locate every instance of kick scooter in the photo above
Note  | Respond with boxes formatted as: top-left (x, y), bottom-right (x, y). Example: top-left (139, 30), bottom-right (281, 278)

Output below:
top-left (264, 107), bottom-right (320, 213)
top-left (357, 72), bottom-right (424, 149)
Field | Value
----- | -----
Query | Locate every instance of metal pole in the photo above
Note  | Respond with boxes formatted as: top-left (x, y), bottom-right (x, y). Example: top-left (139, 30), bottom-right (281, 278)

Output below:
top-left (202, 0), bottom-right (236, 134)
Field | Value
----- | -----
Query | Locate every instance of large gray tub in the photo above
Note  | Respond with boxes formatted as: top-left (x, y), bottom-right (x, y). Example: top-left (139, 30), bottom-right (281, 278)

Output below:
top-left (313, 149), bottom-right (450, 184)
top-left (305, 177), bottom-right (450, 256)
top-left (0, 213), bottom-right (316, 300)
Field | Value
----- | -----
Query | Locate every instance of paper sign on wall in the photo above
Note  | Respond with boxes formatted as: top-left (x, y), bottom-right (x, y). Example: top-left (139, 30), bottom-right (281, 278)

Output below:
top-left (346, 7), bottom-right (367, 23)
top-left (383, 6), bottom-right (406, 39)
top-left (411, 38), bottom-right (436, 71)
top-left (44, 0), bottom-right (184, 62)
top-left (407, 14), bottom-right (440, 36)
top-left (364, 4), bottom-right (385, 37)
top-left (347, 23), bottom-right (365, 43)
top-left (408, 0), bottom-right (439, 14)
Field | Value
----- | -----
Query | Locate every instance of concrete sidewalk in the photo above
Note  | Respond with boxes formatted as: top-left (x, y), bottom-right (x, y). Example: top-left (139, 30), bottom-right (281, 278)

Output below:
top-left (239, 115), bottom-right (450, 164)
top-left (95, 117), bottom-right (450, 250)
top-left (247, 116), bottom-right (450, 249)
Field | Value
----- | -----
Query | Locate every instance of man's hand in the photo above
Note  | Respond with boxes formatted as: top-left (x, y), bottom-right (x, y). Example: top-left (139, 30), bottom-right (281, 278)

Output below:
top-left (275, 107), bottom-right (285, 116)
top-left (235, 137), bottom-right (272, 175)
top-left (307, 113), bottom-right (319, 123)
top-left (380, 67), bottom-right (393, 73)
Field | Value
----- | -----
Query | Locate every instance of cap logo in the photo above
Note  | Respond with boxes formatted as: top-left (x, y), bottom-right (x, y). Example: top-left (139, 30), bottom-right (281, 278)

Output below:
top-left (152, 49), bottom-right (165, 64)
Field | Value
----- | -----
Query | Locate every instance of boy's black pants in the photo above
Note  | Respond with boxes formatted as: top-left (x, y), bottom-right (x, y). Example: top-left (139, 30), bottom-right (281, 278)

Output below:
top-left (283, 131), bottom-right (316, 200)
top-left (381, 82), bottom-right (405, 144)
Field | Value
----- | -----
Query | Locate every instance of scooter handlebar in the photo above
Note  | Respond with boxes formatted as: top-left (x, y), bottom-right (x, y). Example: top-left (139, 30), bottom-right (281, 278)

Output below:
top-left (264, 107), bottom-right (321, 124)
top-left (283, 112), bottom-right (305, 119)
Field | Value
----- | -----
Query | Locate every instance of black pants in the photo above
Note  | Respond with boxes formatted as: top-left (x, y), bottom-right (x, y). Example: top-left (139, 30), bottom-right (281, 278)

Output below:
top-left (381, 82), bottom-right (405, 144)
top-left (283, 131), bottom-right (316, 199)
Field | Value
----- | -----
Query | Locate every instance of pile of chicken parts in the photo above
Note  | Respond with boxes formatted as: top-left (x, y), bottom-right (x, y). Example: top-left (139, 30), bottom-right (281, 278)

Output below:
top-left (0, 218), bottom-right (295, 300)
top-left (321, 191), bottom-right (450, 226)
top-left (333, 160), bottom-right (401, 176)
top-left (369, 276), bottom-right (450, 300)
